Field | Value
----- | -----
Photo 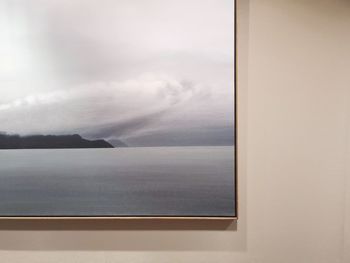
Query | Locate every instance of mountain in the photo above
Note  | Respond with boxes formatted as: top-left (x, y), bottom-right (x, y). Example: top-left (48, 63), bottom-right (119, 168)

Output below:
top-left (0, 133), bottom-right (114, 149)
top-left (108, 139), bottom-right (128, 148)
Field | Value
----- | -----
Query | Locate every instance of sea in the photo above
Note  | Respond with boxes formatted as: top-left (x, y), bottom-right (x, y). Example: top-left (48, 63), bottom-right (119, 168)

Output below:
top-left (0, 146), bottom-right (235, 217)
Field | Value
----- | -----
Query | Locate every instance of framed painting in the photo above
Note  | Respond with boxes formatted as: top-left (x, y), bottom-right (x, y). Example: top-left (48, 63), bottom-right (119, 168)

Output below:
top-left (0, 0), bottom-right (237, 219)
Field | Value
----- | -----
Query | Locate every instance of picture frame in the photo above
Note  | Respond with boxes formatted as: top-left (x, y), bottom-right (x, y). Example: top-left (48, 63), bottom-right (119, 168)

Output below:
top-left (0, 0), bottom-right (237, 220)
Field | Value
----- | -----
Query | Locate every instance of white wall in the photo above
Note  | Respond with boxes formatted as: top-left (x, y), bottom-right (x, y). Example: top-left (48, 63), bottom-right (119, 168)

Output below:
top-left (247, 1), bottom-right (350, 262)
top-left (0, 0), bottom-right (349, 262)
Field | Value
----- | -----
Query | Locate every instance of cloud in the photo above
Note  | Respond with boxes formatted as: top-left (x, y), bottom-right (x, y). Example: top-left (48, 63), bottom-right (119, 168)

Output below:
top-left (0, 74), bottom-right (220, 139)
top-left (0, 0), bottom-right (234, 146)
top-left (0, 91), bottom-right (67, 111)
top-left (83, 109), bottom-right (168, 139)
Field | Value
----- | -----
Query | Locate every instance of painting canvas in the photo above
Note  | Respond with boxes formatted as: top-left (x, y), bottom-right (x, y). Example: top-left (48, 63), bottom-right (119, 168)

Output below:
top-left (0, 0), bottom-right (236, 218)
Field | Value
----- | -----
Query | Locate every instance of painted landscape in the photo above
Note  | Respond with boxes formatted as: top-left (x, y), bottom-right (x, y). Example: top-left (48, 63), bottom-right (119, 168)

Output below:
top-left (0, 0), bottom-right (235, 217)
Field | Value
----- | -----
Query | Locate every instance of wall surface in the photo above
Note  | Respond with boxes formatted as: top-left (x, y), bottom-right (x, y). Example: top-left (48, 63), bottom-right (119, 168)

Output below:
top-left (1, 0), bottom-right (350, 262)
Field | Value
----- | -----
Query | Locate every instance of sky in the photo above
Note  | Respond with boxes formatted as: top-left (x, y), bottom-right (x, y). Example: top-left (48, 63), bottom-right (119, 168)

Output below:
top-left (0, 0), bottom-right (235, 147)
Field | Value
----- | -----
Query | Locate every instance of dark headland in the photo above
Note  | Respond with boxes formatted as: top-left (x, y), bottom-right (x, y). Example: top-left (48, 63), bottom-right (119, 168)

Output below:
top-left (0, 133), bottom-right (114, 149)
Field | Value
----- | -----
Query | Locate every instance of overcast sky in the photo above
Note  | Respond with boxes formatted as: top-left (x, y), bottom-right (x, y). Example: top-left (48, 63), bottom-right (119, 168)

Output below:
top-left (0, 0), bottom-right (234, 146)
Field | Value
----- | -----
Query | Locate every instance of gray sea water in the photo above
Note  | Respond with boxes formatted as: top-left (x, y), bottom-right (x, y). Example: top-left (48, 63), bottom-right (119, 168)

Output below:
top-left (0, 146), bottom-right (235, 217)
